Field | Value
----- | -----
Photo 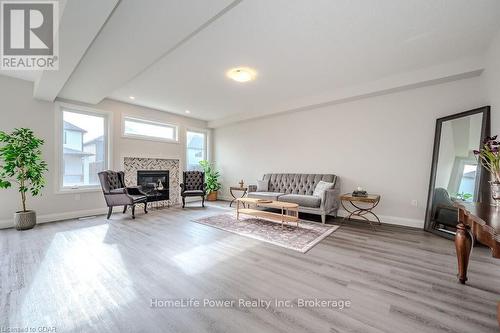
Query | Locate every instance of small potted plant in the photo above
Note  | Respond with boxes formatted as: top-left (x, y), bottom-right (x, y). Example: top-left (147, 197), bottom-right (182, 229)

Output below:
top-left (199, 160), bottom-right (221, 201)
top-left (474, 135), bottom-right (500, 205)
top-left (0, 128), bottom-right (48, 230)
top-left (454, 192), bottom-right (473, 201)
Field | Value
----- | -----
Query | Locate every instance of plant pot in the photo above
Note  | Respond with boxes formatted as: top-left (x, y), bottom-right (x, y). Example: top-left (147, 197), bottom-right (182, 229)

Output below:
top-left (206, 191), bottom-right (218, 201)
top-left (14, 210), bottom-right (36, 230)
top-left (491, 181), bottom-right (500, 206)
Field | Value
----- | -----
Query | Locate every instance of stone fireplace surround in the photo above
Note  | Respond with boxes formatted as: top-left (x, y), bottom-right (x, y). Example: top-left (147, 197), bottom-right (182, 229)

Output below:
top-left (123, 157), bottom-right (180, 206)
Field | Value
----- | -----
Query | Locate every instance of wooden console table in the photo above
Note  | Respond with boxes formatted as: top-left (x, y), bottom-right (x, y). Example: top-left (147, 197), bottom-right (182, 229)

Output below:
top-left (454, 202), bottom-right (500, 327)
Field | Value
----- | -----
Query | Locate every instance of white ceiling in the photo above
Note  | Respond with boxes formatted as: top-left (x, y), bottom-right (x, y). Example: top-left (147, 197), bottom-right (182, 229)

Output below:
top-left (3, 0), bottom-right (500, 126)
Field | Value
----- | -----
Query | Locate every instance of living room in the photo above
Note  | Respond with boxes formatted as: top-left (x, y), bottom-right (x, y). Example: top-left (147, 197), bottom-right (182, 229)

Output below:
top-left (1, 1), bottom-right (500, 332)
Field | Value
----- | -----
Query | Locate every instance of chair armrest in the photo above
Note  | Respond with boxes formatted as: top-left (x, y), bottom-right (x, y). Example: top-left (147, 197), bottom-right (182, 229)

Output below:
top-left (126, 186), bottom-right (147, 196)
top-left (180, 183), bottom-right (185, 190)
top-left (435, 204), bottom-right (456, 212)
top-left (109, 188), bottom-right (127, 194)
top-left (248, 185), bottom-right (257, 192)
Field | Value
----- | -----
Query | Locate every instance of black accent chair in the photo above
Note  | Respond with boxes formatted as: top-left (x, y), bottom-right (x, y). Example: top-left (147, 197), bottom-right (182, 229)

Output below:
top-left (432, 187), bottom-right (458, 228)
top-left (180, 171), bottom-right (206, 208)
top-left (98, 170), bottom-right (148, 219)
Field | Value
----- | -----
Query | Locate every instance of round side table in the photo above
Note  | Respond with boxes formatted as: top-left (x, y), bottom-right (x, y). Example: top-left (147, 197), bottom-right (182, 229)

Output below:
top-left (229, 186), bottom-right (248, 207)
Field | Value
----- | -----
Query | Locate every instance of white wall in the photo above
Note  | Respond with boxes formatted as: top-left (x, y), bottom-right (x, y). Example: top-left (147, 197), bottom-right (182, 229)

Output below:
top-left (484, 30), bottom-right (500, 134)
top-left (214, 77), bottom-right (488, 228)
top-left (0, 75), bottom-right (208, 228)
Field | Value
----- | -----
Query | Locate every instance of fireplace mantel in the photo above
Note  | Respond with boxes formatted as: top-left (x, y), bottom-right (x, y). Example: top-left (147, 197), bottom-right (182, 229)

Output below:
top-left (123, 157), bottom-right (180, 206)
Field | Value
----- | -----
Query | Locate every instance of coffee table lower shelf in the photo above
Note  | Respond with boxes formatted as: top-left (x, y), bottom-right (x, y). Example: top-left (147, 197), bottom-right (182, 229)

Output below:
top-left (237, 208), bottom-right (299, 228)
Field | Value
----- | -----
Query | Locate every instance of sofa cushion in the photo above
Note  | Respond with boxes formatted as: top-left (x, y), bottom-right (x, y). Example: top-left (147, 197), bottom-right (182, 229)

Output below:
top-left (313, 180), bottom-right (334, 198)
top-left (183, 190), bottom-right (205, 196)
top-left (247, 192), bottom-right (284, 201)
top-left (278, 194), bottom-right (321, 208)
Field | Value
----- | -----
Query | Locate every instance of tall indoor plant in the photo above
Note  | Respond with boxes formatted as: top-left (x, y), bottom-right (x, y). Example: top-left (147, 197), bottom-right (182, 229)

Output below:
top-left (0, 128), bottom-right (48, 230)
top-left (199, 160), bottom-right (221, 201)
top-left (474, 135), bottom-right (500, 205)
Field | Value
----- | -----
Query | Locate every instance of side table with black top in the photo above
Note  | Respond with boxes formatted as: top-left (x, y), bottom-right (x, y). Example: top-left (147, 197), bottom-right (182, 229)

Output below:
top-left (340, 193), bottom-right (381, 230)
top-left (144, 188), bottom-right (170, 209)
top-left (229, 186), bottom-right (248, 207)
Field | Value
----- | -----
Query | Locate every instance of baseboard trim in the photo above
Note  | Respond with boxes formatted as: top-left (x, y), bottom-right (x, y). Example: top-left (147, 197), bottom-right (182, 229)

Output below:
top-left (336, 209), bottom-right (423, 229)
top-left (0, 207), bottom-right (109, 230)
top-left (218, 195), bottom-right (234, 202)
top-left (0, 203), bottom-right (424, 230)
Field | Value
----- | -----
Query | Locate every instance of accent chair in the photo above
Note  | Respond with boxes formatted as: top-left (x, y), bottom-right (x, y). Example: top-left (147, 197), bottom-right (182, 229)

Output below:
top-left (98, 170), bottom-right (148, 219)
top-left (431, 187), bottom-right (458, 228)
top-left (180, 171), bottom-right (206, 208)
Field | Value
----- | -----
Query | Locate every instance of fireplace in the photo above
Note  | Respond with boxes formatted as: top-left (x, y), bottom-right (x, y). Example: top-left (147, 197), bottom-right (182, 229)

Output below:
top-left (137, 170), bottom-right (169, 202)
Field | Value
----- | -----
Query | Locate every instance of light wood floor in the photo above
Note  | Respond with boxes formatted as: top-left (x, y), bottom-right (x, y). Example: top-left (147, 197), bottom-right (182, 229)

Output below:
top-left (1, 202), bottom-right (500, 333)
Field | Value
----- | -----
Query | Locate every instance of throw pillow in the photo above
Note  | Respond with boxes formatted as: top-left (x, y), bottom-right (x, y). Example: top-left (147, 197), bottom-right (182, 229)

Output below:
top-left (313, 180), bottom-right (334, 198)
top-left (257, 179), bottom-right (269, 192)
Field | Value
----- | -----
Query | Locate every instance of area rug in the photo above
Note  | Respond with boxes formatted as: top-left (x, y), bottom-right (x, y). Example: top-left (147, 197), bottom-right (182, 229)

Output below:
top-left (192, 213), bottom-right (339, 253)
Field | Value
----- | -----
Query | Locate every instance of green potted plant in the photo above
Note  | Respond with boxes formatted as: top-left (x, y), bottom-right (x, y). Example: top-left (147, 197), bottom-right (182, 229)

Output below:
top-left (454, 192), bottom-right (473, 201)
top-left (0, 128), bottom-right (48, 230)
top-left (199, 160), bottom-right (221, 201)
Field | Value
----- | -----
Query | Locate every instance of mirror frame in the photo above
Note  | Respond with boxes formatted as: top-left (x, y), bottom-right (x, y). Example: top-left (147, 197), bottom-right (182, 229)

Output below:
top-left (424, 106), bottom-right (491, 239)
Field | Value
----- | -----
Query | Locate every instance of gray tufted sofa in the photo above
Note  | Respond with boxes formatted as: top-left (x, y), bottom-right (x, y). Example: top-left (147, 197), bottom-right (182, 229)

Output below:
top-left (248, 173), bottom-right (340, 223)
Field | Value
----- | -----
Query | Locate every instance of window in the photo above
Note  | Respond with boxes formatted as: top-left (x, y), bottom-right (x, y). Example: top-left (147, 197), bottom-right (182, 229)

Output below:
top-left (186, 130), bottom-right (207, 170)
top-left (123, 116), bottom-right (178, 142)
top-left (60, 107), bottom-right (109, 189)
top-left (458, 163), bottom-right (477, 201)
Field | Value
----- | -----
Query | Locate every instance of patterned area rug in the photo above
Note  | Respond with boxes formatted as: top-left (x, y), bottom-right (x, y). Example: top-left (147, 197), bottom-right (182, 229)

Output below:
top-left (192, 213), bottom-right (339, 253)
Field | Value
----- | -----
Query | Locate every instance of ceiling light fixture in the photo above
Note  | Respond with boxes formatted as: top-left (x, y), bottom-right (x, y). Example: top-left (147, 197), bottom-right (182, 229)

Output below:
top-left (226, 67), bottom-right (256, 83)
top-left (185, 110), bottom-right (191, 114)
top-left (129, 96), bottom-right (135, 100)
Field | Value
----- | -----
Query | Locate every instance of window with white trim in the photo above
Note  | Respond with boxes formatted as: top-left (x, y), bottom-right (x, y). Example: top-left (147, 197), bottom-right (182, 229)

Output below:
top-left (60, 108), bottom-right (109, 189)
top-left (186, 130), bottom-right (207, 170)
top-left (123, 116), bottom-right (178, 142)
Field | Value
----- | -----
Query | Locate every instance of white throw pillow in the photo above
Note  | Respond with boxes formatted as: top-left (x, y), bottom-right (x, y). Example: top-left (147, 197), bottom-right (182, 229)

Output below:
top-left (257, 179), bottom-right (269, 192)
top-left (313, 181), bottom-right (334, 198)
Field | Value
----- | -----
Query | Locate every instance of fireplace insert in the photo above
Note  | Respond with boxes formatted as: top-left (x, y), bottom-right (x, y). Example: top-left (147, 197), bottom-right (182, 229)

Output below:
top-left (137, 170), bottom-right (169, 202)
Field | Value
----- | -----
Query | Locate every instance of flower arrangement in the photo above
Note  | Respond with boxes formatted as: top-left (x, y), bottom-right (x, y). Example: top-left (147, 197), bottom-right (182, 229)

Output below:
top-left (474, 135), bottom-right (500, 183)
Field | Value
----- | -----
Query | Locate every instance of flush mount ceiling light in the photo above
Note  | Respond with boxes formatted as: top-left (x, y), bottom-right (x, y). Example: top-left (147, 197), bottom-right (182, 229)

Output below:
top-left (129, 96), bottom-right (136, 100)
top-left (226, 67), bottom-right (257, 83)
top-left (185, 110), bottom-right (191, 114)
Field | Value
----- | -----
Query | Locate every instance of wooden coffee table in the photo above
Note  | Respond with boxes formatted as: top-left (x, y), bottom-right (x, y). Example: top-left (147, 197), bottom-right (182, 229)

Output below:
top-left (236, 197), bottom-right (299, 228)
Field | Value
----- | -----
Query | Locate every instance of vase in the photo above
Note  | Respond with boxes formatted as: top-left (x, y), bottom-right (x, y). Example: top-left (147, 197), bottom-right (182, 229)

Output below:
top-left (207, 191), bottom-right (218, 201)
top-left (491, 182), bottom-right (500, 206)
top-left (14, 210), bottom-right (36, 230)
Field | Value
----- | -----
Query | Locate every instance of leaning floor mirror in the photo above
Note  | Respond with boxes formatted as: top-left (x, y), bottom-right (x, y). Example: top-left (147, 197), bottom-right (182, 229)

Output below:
top-left (425, 106), bottom-right (491, 239)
